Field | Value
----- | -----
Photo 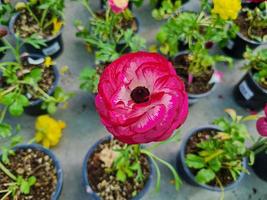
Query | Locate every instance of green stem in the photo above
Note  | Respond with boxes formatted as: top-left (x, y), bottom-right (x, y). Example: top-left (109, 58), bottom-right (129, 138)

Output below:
top-left (40, 9), bottom-right (48, 30)
top-left (0, 191), bottom-right (11, 200)
top-left (215, 176), bottom-right (225, 200)
top-left (0, 162), bottom-right (17, 181)
top-left (0, 107), bottom-right (7, 124)
top-left (81, 0), bottom-right (96, 18)
top-left (25, 5), bottom-right (40, 27)
top-left (141, 149), bottom-right (182, 190)
top-left (149, 154), bottom-right (161, 192)
top-left (0, 190), bottom-right (9, 193)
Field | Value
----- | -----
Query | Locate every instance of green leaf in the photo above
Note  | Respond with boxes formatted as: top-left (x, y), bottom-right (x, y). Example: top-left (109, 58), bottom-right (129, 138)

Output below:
top-left (0, 123), bottom-right (12, 138)
top-left (116, 170), bottom-right (126, 182)
top-left (195, 169), bottom-right (216, 184)
top-left (28, 176), bottom-right (37, 186)
top-left (9, 101), bottom-right (24, 116)
top-left (185, 154), bottom-right (205, 169)
top-left (209, 158), bottom-right (221, 172)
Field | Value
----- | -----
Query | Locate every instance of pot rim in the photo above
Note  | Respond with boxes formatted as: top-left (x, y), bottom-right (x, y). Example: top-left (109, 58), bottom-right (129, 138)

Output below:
top-left (9, 12), bottom-right (64, 43)
top-left (82, 135), bottom-right (154, 200)
top-left (0, 143), bottom-right (63, 200)
top-left (173, 51), bottom-right (218, 98)
top-left (179, 125), bottom-right (247, 192)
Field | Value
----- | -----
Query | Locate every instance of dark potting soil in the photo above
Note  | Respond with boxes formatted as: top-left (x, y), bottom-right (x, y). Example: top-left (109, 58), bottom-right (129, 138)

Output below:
top-left (87, 140), bottom-right (150, 200)
top-left (186, 129), bottom-right (238, 187)
top-left (96, 11), bottom-right (138, 33)
top-left (235, 12), bottom-right (267, 42)
top-left (1, 58), bottom-right (55, 101)
top-left (173, 54), bottom-right (214, 94)
top-left (0, 148), bottom-right (58, 200)
top-left (14, 8), bottom-right (56, 39)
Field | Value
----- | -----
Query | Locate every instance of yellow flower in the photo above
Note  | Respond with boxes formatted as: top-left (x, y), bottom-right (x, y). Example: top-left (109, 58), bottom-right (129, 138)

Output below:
top-left (212, 0), bottom-right (241, 20)
top-left (52, 17), bottom-right (63, 36)
top-left (44, 57), bottom-right (54, 68)
top-left (35, 115), bottom-right (66, 148)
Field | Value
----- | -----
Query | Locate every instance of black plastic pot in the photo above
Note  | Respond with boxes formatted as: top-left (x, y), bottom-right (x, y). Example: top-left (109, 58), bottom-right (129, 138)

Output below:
top-left (233, 71), bottom-right (267, 112)
top-left (173, 51), bottom-right (217, 105)
top-left (223, 31), bottom-right (264, 59)
top-left (177, 125), bottom-right (247, 191)
top-left (9, 13), bottom-right (64, 59)
top-left (0, 144), bottom-right (64, 200)
top-left (82, 136), bottom-right (154, 200)
top-left (252, 151), bottom-right (267, 182)
top-left (24, 54), bottom-right (60, 116)
top-left (0, 39), bottom-right (5, 59)
top-left (242, 0), bottom-right (260, 9)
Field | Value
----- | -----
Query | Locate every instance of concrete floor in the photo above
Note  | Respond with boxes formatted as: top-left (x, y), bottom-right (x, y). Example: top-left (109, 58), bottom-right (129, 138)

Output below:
top-left (1, 0), bottom-right (267, 200)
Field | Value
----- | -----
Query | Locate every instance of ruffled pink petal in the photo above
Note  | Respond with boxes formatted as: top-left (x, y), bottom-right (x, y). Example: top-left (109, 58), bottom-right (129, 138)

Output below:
top-left (257, 117), bottom-right (267, 137)
top-left (108, 0), bottom-right (129, 14)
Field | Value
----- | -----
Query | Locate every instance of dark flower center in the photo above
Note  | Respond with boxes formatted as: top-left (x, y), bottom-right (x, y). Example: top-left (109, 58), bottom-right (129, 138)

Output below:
top-left (131, 86), bottom-right (150, 104)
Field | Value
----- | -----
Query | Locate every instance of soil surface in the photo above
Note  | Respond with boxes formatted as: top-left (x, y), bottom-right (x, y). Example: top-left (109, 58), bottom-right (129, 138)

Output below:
top-left (87, 139), bottom-right (150, 200)
top-left (1, 57), bottom-right (55, 101)
top-left (186, 129), bottom-right (239, 187)
top-left (173, 54), bottom-right (214, 94)
top-left (96, 11), bottom-right (138, 33)
top-left (0, 148), bottom-right (58, 200)
top-left (14, 8), bottom-right (56, 39)
top-left (235, 12), bottom-right (267, 42)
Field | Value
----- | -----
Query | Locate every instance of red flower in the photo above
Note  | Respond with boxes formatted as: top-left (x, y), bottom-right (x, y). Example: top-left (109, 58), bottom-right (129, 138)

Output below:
top-left (108, 0), bottom-right (129, 14)
top-left (95, 52), bottom-right (189, 144)
top-left (256, 105), bottom-right (267, 137)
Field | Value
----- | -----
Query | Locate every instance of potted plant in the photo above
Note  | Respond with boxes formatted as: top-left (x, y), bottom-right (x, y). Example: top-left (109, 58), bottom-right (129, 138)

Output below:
top-left (75, 0), bottom-right (143, 56)
top-left (156, 8), bottom-right (238, 58)
top-left (223, 2), bottom-right (267, 58)
top-left (8, 0), bottom-right (65, 58)
top-left (0, 27), bottom-right (71, 116)
top-left (76, 1), bottom-right (146, 94)
top-left (0, 134), bottom-right (63, 200)
top-left (252, 105), bottom-right (267, 181)
top-left (172, 41), bottom-right (232, 105)
top-left (78, 29), bottom-right (145, 94)
top-left (177, 109), bottom-right (258, 195)
top-left (82, 52), bottom-right (189, 199)
top-left (233, 48), bottom-right (267, 112)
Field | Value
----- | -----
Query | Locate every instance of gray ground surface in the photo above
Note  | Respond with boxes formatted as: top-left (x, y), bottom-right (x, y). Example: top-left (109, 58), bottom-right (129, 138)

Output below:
top-left (1, 0), bottom-right (267, 200)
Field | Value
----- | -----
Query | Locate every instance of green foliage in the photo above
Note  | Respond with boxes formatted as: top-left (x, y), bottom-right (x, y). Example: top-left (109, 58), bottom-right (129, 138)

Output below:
top-left (185, 109), bottom-right (256, 186)
top-left (79, 68), bottom-right (100, 94)
top-left (113, 145), bottom-right (143, 183)
top-left (187, 41), bottom-right (233, 77)
top-left (243, 48), bottom-right (267, 86)
top-left (0, 135), bottom-right (37, 199)
top-left (152, 0), bottom-right (181, 20)
top-left (156, 11), bottom-right (238, 57)
top-left (243, 6), bottom-right (267, 42)
top-left (0, 1), bottom-right (15, 26)
top-left (75, 1), bottom-right (146, 65)
top-left (17, 0), bottom-right (65, 35)
top-left (0, 36), bottom-right (70, 122)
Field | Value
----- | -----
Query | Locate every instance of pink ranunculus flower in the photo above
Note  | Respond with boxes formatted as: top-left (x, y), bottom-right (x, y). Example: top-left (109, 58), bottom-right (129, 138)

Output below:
top-left (108, 0), bottom-right (129, 14)
top-left (95, 52), bottom-right (189, 144)
top-left (256, 105), bottom-right (267, 137)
